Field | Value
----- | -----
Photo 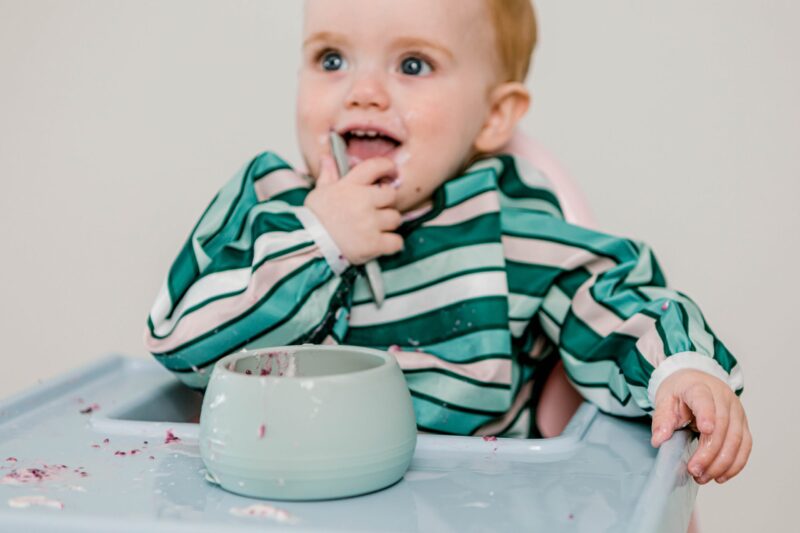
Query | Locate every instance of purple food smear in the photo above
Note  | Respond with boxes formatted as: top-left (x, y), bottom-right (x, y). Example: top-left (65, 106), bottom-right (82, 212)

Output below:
top-left (1, 463), bottom-right (87, 486)
top-left (164, 429), bottom-right (180, 444)
top-left (79, 403), bottom-right (101, 415)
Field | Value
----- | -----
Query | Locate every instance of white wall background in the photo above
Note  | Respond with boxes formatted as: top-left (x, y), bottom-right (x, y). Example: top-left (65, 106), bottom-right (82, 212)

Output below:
top-left (0, 1), bottom-right (797, 530)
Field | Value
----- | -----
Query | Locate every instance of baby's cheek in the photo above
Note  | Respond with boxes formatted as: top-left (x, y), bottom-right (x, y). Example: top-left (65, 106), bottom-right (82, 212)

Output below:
top-left (295, 111), bottom-right (328, 175)
top-left (406, 99), bottom-right (454, 136)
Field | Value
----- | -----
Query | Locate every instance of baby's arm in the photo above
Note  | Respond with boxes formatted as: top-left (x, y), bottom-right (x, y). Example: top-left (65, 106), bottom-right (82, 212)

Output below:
top-left (145, 152), bottom-right (361, 387)
top-left (524, 213), bottom-right (750, 483)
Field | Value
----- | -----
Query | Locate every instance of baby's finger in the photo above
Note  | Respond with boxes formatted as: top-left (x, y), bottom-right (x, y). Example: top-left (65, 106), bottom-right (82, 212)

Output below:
top-left (702, 401), bottom-right (744, 483)
top-left (376, 209), bottom-right (403, 231)
top-left (345, 157), bottom-right (397, 186)
top-left (651, 397), bottom-right (680, 448)
top-left (688, 396), bottom-right (729, 481)
top-left (371, 184), bottom-right (398, 208)
top-left (379, 233), bottom-right (404, 256)
top-left (315, 155), bottom-right (340, 187)
top-left (718, 418), bottom-right (752, 483)
top-left (683, 382), bottom-right (716, 435)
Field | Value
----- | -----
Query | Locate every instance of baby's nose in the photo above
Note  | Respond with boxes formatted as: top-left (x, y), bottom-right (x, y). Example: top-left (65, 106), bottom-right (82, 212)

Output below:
top-left (345, 74), bottom-right (390, 111)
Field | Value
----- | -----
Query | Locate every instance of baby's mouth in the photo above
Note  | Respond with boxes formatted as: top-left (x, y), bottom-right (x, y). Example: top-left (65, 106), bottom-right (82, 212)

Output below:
top-left (341, 129), bottom-right (402, 166)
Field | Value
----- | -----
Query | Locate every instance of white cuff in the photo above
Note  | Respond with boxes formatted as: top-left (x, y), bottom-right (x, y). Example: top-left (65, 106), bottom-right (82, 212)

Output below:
top-left (295, 207), bottom-right (350, 276)
top-left (647, 351), bottom-right (740, 406)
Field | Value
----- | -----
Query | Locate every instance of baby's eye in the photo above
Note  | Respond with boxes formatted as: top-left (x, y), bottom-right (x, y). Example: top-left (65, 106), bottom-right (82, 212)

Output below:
top-left (400, 56), bottom-right (433, 76)
top-left (320, 51), bottom-right (347, 72)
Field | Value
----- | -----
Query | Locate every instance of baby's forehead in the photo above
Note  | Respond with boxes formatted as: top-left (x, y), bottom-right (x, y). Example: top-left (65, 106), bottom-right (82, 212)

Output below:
top-left (302, 0), bottom-right (495, 57)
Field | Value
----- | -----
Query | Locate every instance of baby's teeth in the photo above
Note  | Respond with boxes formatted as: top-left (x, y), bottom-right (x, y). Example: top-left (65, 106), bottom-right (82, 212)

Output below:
top-left (349, 130), bottom-right (381, 138)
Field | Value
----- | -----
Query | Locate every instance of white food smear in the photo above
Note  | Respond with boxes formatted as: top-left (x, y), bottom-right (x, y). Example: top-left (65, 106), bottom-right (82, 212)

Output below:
top-left (462, 501), bottom-right (490, 508)
top-left (230, 504), bottom-right (297, 524)
top-left (393, 149), bottom-right (411, 167)
top-left (261, 352), bottom-right (297, 377)
top-left (209, 393), bottom-right (226, 409)
top-left (8, 495), bottom-right (64, 510)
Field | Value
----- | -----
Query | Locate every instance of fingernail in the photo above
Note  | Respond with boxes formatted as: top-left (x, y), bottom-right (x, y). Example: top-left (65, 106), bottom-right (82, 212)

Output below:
top-left (690, 466), bottom-right (703, 476)
top-left (698, 475), bottom-right (709, 484)
top-left (717, 476), bottom-right (728, 483)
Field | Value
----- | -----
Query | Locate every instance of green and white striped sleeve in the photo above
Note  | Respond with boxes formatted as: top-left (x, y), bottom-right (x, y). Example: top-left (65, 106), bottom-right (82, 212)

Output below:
top-left (519, 214), bottom-right (743, 416)
top-left (144, 152), bottom-right (354, 389)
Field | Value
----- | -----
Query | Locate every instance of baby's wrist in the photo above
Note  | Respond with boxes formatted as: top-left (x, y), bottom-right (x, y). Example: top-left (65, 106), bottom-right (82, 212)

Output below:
top-left (295, 207), bottom-right (350, 275)
top-left (647, 351), bottom-right (740, 405)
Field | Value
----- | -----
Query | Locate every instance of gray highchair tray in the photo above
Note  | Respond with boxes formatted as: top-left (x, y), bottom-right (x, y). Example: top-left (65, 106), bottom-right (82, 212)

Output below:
top-left (0, 355), bottom-right (697, 532)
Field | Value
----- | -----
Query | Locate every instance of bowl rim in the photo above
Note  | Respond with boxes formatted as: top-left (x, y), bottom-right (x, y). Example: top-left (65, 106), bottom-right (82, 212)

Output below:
top-left (213, 344), bottom-right (397, 383)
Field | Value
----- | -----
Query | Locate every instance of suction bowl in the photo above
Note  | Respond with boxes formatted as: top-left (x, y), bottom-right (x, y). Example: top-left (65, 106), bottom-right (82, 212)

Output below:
top-left (199, 345), bottom-right (417, 500)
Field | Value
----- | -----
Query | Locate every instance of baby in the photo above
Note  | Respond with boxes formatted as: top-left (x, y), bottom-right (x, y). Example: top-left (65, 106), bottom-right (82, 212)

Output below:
top-left (145, 0), bottom-right (750, 485)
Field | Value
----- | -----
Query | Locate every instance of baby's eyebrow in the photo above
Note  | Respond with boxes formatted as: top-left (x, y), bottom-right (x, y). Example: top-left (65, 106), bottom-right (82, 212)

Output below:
top-left (391, 36), bottom-right (454, 60)
top-left (303, 31), bottom-right (347, 49)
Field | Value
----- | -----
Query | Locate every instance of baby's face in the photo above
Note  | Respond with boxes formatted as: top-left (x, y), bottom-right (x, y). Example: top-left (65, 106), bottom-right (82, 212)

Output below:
top-left (297, 0), bottom-right (500, 212)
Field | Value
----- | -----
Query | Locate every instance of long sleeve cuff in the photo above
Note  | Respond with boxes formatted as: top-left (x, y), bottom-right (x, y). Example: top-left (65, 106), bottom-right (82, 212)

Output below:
top-left (647, 351), bottom-right (742, 406)
top-left (295, 207), bottom-right (350, 276)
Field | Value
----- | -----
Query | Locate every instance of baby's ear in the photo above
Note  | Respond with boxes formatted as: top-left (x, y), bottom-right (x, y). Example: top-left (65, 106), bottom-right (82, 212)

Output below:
top-left (474, 82), bottom-right (530, 154)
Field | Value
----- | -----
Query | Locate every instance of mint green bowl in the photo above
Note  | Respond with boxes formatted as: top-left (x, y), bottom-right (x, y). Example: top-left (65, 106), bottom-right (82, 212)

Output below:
top-left (199, 345), bottom-right (417, 501)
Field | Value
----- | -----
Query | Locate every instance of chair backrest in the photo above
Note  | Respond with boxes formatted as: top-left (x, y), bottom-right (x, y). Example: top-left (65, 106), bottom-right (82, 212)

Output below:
top-left (503, 130), bottom-right (597, 228)
top-left (502, 130), bottom-right (589, 438)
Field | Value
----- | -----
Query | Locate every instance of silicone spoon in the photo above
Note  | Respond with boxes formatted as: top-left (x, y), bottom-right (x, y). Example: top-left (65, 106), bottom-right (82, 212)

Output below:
top-left (329, 131), bottom-right (386, 308)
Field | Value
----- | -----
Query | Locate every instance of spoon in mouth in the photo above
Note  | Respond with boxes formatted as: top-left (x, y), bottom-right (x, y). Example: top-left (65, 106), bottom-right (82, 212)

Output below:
top-left (329, 131), bottom-right (386, 308)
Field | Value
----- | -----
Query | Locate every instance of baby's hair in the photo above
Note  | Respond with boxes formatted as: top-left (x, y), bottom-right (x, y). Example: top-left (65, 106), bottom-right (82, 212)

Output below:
top-left (485, 0), bottom-right (537, 83)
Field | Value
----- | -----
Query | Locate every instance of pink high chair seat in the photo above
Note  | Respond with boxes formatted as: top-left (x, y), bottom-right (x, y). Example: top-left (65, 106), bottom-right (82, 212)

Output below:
top-left (504, 131), bottom-right (700, 533)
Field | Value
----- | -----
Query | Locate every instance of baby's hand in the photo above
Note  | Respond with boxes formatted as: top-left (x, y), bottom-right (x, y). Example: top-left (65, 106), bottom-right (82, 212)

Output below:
top-left (305, 155), bottom-right (404, 265)
top-left (651, 369), bottom-right (752, 484)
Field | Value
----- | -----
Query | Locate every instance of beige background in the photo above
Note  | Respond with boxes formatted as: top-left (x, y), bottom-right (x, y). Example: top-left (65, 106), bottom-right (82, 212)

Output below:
top-left (0, 1), bottom-right (797, 530)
